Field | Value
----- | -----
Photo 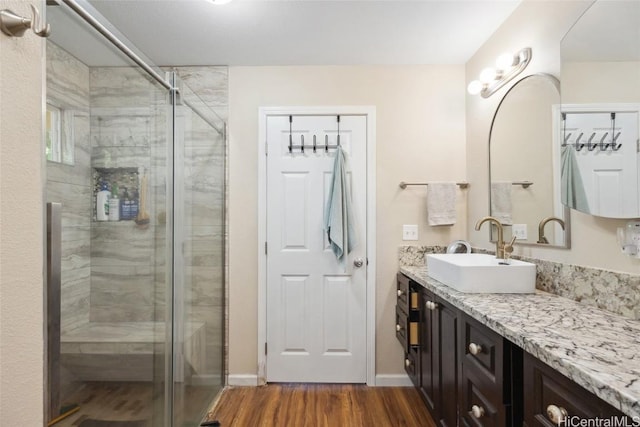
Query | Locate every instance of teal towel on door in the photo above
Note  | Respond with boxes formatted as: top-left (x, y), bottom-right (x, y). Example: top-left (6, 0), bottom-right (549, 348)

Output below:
top-left (325, 146), bottom-right (357, 261)
top-left (561, 146), bottom-right (589, 212)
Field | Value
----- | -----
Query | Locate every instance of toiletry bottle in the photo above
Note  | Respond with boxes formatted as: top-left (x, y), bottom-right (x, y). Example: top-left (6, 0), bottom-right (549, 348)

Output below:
top-left (108, 184), bottom-right (120, 221)
top-left (121, 187), bottom-right (131, 220)
top-left (130, 189), bottom-right (139, 221)
top-left (96, 181), bottom-right (111, 221)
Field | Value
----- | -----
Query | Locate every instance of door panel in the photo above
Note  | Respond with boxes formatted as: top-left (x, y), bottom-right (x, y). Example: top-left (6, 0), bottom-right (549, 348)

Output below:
top-left (266, 114), bottom-right (367, 383)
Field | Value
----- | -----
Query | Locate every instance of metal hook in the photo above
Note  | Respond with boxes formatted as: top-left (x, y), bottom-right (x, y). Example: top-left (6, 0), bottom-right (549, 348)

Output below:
top-left (325, 135), bottom-right (329, 153)
top-left (564, 132), bottom-right (572, 144)
top-left (300, 135), bottom-right (304, 153)
top-left (599, 132), bottom-right (610, 151)
top-left (587, 132), bottom-right (598, 151)
top-left (574, 132), bottom-right (585, 151)
top-left (0, 5), bottom-right (50, 38)
top-left (312, 135), bottom-right (317, 153)
top-left (611, 132), bottom-right (622, 151)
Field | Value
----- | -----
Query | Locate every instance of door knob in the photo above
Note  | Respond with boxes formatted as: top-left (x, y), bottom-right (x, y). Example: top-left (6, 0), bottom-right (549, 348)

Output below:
top-left (354, 258), bottom-right (364, 268)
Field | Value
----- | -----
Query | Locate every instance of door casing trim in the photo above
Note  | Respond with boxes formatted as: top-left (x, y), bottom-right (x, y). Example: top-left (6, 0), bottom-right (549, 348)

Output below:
top-left (257, 106), bottom-right (376, 385)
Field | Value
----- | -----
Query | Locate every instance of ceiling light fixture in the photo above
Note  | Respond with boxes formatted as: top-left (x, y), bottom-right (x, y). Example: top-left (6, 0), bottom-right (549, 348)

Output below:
top-left (207, 0), bottom-right (233, 5)
top-left (467, 47), bottom-right (532, 98)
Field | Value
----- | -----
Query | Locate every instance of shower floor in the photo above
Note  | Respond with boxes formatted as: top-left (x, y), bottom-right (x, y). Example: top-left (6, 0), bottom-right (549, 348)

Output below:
top-left (54, 381), bottom-right (218, 427)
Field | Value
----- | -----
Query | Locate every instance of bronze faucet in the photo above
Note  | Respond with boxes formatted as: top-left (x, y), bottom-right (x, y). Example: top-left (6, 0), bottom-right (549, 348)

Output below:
top-left (475, 216), bottom-right (516, 260)
top-left (537, 217), bottom-right (565, 244)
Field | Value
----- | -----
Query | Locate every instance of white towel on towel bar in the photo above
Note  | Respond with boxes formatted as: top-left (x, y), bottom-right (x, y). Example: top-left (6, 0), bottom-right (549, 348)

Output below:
top-left (427, 182), bottom-right (457, 226)
top-left (491, 182), bottom-right (513, 225)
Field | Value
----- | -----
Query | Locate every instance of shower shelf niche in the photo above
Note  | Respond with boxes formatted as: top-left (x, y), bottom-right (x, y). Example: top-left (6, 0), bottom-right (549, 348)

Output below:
top-left (92, 167), bottom-right (140, 222)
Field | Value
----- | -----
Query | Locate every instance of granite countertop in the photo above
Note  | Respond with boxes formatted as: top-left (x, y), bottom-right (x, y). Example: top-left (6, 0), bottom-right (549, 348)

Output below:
top-left (400, 265), bottom-right (640, 418)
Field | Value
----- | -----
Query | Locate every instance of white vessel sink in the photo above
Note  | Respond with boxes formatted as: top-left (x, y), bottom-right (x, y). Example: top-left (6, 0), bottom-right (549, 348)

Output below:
top-left (426, 253), bottom-right (536, 293)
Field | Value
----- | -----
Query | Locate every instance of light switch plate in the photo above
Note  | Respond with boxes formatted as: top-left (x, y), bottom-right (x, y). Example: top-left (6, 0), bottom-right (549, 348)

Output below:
top-left (403, 224), bottom-right (419, 241)
top-left (512, 224), bottom-right (527, 240)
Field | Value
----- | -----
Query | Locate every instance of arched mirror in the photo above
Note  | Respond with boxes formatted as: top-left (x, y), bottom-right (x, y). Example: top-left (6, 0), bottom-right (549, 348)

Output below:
top-left (489, 74), bottom-right (570, 247)
top-left (560, 0), bottom-right (640, 218)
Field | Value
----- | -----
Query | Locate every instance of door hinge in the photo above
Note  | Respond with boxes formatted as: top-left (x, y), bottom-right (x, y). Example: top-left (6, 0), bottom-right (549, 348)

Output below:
top-left (265, 241), bottom-right (268, 255)
top-left (265, 342), bottom-right (268, 355)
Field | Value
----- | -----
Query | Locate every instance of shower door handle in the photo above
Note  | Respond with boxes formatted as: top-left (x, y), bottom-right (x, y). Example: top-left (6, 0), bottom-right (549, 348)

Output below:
top-left (46, 202), bottom-right (62, 422)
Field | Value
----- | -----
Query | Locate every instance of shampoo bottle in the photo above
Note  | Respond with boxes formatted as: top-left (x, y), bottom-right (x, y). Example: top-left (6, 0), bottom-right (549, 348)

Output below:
top-left (108, 184), bottom-right (120, 221)
top-left (96, 181), bottom-right (111, 221)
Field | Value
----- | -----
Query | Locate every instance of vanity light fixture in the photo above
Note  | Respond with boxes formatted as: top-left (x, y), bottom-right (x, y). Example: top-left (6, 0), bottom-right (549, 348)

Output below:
top-left (467, 47), bottom-right (532, 98)
top-left (206, 0), bottom-right (233, 5)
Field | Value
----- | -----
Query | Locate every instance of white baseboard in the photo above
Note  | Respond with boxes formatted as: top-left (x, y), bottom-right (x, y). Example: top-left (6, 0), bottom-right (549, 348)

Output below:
top-left (375, 374), bottom-right (413, 387)
top-left (228, 374), bottom-right (410, 387)
top-left (228, 374), bottom-right (259, 386)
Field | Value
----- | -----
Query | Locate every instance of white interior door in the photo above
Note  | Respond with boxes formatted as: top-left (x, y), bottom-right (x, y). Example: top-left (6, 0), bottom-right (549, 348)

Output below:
top-left (565, 111), bottom-right (639, 217)
top-left (265, 114), bottom-right (367, 383)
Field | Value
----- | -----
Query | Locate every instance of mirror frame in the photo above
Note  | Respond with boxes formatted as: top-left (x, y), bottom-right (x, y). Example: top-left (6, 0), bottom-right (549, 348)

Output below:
top-left (487, 73), bottom-right (571, 248)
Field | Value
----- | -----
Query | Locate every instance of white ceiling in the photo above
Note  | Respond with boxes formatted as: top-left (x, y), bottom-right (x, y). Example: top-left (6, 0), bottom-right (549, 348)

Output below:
top-left (49, 0), bottom-right (521, 67)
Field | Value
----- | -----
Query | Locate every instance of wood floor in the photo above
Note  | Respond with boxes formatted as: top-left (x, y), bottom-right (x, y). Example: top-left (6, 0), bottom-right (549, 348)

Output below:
top-left (53, 381), bottom-right (218, 427)
top-left (204, 384), bottom-right (436, 427)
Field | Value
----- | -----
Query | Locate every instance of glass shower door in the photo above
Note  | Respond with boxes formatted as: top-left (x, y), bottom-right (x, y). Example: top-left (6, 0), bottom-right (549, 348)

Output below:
top-left (171, 74), bottom-right (226, 426)
top-left (45, 2), bottom-right (173, 425)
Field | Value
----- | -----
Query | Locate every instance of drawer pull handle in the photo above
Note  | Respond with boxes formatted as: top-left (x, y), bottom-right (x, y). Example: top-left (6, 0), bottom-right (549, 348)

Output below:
top-left (396, 324), bottom-right (402, 332)
top-left (546, 405), bottom-right (568, 425)
top-left (426, 301), bottom-right (438, 310)
top-left (405, 358), bottom-right (411, 367)
top-left (397, 290), bottom-right (404, 297)
top-left (471, 405), bottom-right (485, 419)
top-left (469, 343), bottom-right (483, 355)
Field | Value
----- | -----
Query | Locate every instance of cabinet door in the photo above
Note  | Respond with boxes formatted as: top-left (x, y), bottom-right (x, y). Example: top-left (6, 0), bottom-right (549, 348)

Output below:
top-left (420, 288), bottom-right (437, 415)
top-left (522, 352), bottom-right (623, 426)
top-left (435, 297), bottom-right (458, 427)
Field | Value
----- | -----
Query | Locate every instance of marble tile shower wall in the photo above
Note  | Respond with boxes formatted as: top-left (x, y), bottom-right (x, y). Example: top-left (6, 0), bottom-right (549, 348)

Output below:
top-left (89, 66), bottom-right (169, 323)
top-left (46, 42), bottom-right (92, 335)
top-left (399, 245), bottom-right (640, 320)
top-left (89, 66), bottom-right (228, 374)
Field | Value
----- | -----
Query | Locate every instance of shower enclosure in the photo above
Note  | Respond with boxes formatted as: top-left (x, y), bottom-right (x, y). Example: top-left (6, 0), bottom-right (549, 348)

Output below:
top-left (44, 1), bottom-right (226, 426)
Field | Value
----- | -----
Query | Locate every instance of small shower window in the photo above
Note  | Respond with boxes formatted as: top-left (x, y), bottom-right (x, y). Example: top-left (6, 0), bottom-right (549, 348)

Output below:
top-left (46, 103), bottom-right (74, 165)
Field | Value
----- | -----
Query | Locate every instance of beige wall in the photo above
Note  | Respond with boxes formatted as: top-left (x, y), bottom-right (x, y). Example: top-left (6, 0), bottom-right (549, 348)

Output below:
top-left (0, 1), bottom-right (45, 424)
top-left (562, 61), bottom-right (640, 103)
top-left (228, 65), bottom-right (467, 377)
top-left (467, 0), bottom-right (640, 274)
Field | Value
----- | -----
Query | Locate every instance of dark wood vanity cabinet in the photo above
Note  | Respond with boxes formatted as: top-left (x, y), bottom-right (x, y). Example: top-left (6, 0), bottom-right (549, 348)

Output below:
top-left (396, 273), bottom-right (629, 427)
top-left (420, 288), bottom-right (458, 426)
top-left (522, 352), bottom-right (624, 427)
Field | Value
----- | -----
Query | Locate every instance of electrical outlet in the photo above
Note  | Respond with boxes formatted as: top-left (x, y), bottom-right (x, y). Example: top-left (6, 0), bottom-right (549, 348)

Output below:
top-left (402, 224), bottom-right (419, 241)
top-left (512, 224), bottom-right (527, 240)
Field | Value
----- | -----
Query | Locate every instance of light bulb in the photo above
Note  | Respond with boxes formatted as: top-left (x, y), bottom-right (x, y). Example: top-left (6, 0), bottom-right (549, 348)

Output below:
top-left (479, 67), bottom-right (497, 84)
top-left (496, 52), bottom-right (515, 70)
top-left (208, 0), bottom-right (233, 4)
top-left (467, 80), bottom-right (483, 95)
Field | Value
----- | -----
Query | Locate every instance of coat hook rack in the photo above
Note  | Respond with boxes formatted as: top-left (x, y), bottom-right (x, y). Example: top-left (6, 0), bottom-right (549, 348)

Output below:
top-left (0, 5), bottom-right (50, 38)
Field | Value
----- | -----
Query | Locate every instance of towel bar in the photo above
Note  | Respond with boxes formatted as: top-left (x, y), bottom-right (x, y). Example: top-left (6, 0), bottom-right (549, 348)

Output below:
top-left (399, 182), bottom-right (469, 189)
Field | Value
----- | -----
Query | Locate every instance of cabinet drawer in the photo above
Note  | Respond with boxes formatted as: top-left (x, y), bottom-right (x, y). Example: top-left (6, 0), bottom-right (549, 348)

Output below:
top-left (459, 364), bottom-right (503, 427)
top-left (395, 305), bottom-right (408, 349)
top-left (461, 314), bottom-right (503, 385)
top-left (523, 352), bottom-right (623, 426)
top-left (396, 305), bottom-right (419, 349)
top-left (397, 273), bottom-right (410, 313)
top-left (404, 350), bottom-right (418, 380)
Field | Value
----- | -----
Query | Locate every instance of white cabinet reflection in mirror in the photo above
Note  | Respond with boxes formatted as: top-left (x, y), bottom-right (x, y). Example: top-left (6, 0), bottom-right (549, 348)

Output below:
top-left (559, 105), bottom-right (640, 218)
